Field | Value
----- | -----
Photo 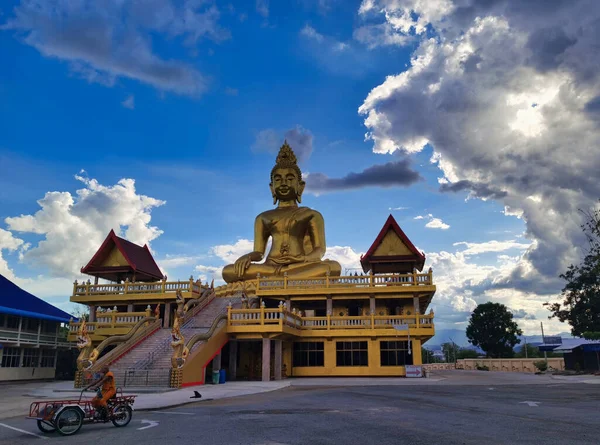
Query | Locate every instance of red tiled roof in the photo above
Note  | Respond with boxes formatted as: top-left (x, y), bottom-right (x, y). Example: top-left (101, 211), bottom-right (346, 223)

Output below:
top-left (81, 230), bottom-right (164, 281)
top-left (360, 215), bottom-right (425, 270)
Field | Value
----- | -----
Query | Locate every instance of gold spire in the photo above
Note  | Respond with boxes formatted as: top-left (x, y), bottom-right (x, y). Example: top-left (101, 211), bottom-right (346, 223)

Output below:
top-left (275, 140), bottom-right (298, 167)
top-left (272, 140), bottom-right (302, 180)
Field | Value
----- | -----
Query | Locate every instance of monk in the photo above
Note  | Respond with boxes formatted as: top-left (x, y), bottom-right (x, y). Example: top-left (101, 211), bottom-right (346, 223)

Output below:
top-left (222, 142), bottom-right (342, 283)
top-left (86, 365), bottom-right (116, 420)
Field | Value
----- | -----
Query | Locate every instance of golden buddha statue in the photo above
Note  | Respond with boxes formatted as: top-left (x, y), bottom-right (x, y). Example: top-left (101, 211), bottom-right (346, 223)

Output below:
top-left (222, 142), bottom-right (342, 283)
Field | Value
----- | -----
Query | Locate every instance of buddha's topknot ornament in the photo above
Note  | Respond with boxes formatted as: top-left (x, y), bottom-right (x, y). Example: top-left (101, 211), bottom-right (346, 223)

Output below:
top-left (271, 141), bottom-right (302, 180)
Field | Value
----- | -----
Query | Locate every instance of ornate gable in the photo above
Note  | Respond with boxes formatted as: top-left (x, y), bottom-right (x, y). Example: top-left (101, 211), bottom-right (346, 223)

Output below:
top-left (361, 215), bottom-right (425, 274)
top-left (81, 230), bottom-right (163, 282)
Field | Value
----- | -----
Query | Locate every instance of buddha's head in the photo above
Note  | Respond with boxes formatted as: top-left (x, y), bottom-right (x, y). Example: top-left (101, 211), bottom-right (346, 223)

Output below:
top-left (270, 141), bottom-right (305, 205)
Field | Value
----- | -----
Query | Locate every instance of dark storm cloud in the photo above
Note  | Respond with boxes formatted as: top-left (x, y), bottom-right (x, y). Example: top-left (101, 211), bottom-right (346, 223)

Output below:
top-left (1, 0), bottom-right (230, 95)
top-left (358, 0), bottom-right (600, 295)
top-left (306, 159), bottom-right (423, 194)
top-left (440, 180), bottom-right (508, 200)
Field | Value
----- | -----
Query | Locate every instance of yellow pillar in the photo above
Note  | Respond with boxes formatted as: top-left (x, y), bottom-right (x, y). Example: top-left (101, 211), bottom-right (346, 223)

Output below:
top-left (412, 338), bottom-right (422, 365)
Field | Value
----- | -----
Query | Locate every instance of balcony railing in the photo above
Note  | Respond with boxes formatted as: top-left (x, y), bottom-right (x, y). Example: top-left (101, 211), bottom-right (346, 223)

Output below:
top-left (72, 277), bottom-right (206, 297)
top-left (227, 306), bottom-right (434, 332)
top-left (256, 270), bottom-right (433, 291)
top-left (0, 328), bottom-right (70, 347)
top-left (216, 270), bottom-right (434, 298)
top-left (68, 309), bottom-right (153, 334)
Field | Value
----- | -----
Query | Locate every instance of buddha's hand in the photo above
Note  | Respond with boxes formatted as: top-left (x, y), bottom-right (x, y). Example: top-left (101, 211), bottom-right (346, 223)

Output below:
top-left (234, 254), bottom-right (253, 277)
top-left (271, 255), bottom-right (307, 265)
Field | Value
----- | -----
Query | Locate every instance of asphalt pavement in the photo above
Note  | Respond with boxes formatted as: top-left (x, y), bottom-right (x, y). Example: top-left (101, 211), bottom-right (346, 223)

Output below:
top-left (1, 373), bottom-right (599, 445)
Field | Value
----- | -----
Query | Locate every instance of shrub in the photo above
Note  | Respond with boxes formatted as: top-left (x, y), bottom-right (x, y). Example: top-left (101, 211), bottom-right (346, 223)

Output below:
top-left (533, 360), bottom-right (548, 372)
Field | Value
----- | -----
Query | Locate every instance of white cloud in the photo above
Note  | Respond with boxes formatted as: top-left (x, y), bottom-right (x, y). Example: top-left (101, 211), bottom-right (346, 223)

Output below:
top-left (425, 217), bottom-right (449, 230)
top-left (425, 247), bottom-right (565, 334)
top-left (300, 25), bottom-right (324, 43)
top-left (323, 246), bottom-right (363, 273)
top-left (5, 174), bottom-right (165, 278)
top-left (121, 95), bottom-right (135, 110)
top-left (414, 213), bottom-right (449, 229)
top-left (357, 0), bottom-right (600, 293)
top-left (256, 0), bottom-right (269, 18)
top-left (353, 22), bottom-right (411, 49)
top-left (209, 239), bottom-right (254, 265)
top-left (389, 206), bottom-right (408, 210)
top-left (2, 0), bottom-right (230, 96)
top-left (159, 255), bottom-right (203, 269)
top-left (197, 238), bottom-right (363, 281)
top-left (0, 228), bottom-right (25, 280)
top-left (194, 265), bottom-right (223, 284)
top-left (453, 240), bottom-right (532, 256)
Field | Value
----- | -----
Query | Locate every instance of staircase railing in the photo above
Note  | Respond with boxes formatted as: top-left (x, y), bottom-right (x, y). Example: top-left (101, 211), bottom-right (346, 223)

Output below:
top-left (88, 318), bottom-right (162, 372)
top-left (183, 288), bottom-right (216, 326)
top-left (184, 297), bottom-right (241, 353)
top-left (130, 292), bottom-right (227, 370)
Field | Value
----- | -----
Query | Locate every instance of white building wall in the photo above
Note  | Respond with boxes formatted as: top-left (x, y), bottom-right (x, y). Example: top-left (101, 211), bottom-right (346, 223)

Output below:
top-left (0, 367), bottom-right (56, 381)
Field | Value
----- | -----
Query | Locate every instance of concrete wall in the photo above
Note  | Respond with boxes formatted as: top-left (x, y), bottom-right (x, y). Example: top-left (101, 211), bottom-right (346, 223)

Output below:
top-left (456, 358), bottom-right (564, 372)
top-left (0, 367), bottom-right (55, 381)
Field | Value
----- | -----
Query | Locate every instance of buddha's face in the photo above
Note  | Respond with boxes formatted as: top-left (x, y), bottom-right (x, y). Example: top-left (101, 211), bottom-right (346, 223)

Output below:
top-left (270, 167), bottom-right (305, 203)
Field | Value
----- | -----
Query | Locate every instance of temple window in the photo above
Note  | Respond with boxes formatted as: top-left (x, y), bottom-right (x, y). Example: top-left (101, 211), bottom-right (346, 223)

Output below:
top-left (22, 348), bottom-right (40, 367)
top-left (293, 342), bottom-right (324, 367)
top-left (380, 341), bottom-right (413, 366)
top-left (40, 349), bottom-right (56, 367)
top-left (336, 341), bottom-right (368, 366)
top-left (1, 347), bottom-right (21, 367)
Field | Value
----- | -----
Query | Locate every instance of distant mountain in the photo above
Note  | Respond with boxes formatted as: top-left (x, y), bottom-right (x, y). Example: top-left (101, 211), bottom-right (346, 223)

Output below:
top-left (425, 329), bottom-right (470, 347)
top-left (425, 330), bottom-right (574, 351)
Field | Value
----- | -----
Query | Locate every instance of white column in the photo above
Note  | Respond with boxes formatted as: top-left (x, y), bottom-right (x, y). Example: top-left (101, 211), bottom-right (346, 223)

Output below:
top-left (326, 297), bottom-right (332, 315)
top-left (37, 321), bottom-right (42, 345)
top-left (17, 317), bottom-right (22, 346)
top-left (274, 340), bottom-right (282, 380)
top-left (262, 338), bottom-right (271, 382)
top-left (413, 296), bottom-right (420, 315)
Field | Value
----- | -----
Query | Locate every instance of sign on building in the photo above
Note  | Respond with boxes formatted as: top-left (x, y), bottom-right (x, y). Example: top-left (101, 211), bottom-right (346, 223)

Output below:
top-left (405, 365), bottom-right (423, 378)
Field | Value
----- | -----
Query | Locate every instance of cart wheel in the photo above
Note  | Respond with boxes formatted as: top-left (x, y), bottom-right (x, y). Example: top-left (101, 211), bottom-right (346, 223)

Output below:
top-left (36, 420), bottom-right (56, 434)
top-left (55, 408), bottom-right (83, 436)
top-left (111, 405), bottom-right (132, 427)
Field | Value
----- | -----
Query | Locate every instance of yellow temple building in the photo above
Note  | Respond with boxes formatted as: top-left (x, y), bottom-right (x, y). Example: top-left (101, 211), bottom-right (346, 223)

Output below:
top-left (69, 143), bottom-right (436, 388)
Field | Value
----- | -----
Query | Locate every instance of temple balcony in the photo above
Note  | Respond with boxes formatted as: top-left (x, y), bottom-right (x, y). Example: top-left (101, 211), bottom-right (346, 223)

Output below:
top-left (70, 277), bottom-right (206, 305)
top-left (215, 271), bottom-right (435, 300)
top-left (226, 306), bottom-right (435, 340)
top-left (67, 308), bottom-right (154, 343)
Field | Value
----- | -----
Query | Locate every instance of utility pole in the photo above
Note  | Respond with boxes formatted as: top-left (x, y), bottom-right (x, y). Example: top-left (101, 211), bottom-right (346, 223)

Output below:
top-left (524, 336), bottom-right (528, 359)
top-left (541, 322), bottom-right (548, 362)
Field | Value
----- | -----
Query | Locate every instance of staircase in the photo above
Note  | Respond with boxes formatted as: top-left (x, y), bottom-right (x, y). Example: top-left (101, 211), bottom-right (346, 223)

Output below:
top-left (109, 296), bottom-right (239, 387)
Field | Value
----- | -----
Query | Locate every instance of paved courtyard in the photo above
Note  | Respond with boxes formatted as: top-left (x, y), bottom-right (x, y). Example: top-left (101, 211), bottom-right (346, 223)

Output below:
top-left (1, 371), bottom-right (599, 444)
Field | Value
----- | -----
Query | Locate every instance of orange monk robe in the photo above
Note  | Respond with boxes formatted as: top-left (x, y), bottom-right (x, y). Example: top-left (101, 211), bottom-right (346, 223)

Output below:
top-left (92, 371), bottom-right (116, 409)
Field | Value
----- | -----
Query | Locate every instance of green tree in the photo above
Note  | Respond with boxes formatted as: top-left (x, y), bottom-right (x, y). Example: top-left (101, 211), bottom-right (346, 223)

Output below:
top-left (545, 208), bottom-right (600, 336)
top-left (456, 348), bottom-right (480, 359)
top-left (515, 344), bottom-right (542, 359)
top-left (441, 342), bottom-right (458, 362)
top-left (422, 347), bottom-right (438, 363)
top-left (466, 302), bottom-right (523, 358)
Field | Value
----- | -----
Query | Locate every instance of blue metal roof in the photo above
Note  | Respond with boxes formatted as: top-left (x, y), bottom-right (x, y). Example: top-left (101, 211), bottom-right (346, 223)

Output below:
top-left (0, 274), bottom-right (73, 323)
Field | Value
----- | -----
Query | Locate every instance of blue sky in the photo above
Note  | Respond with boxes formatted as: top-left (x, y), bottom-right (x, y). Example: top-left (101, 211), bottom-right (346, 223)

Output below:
top-left (2, 0), bottom-right (599, 337)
